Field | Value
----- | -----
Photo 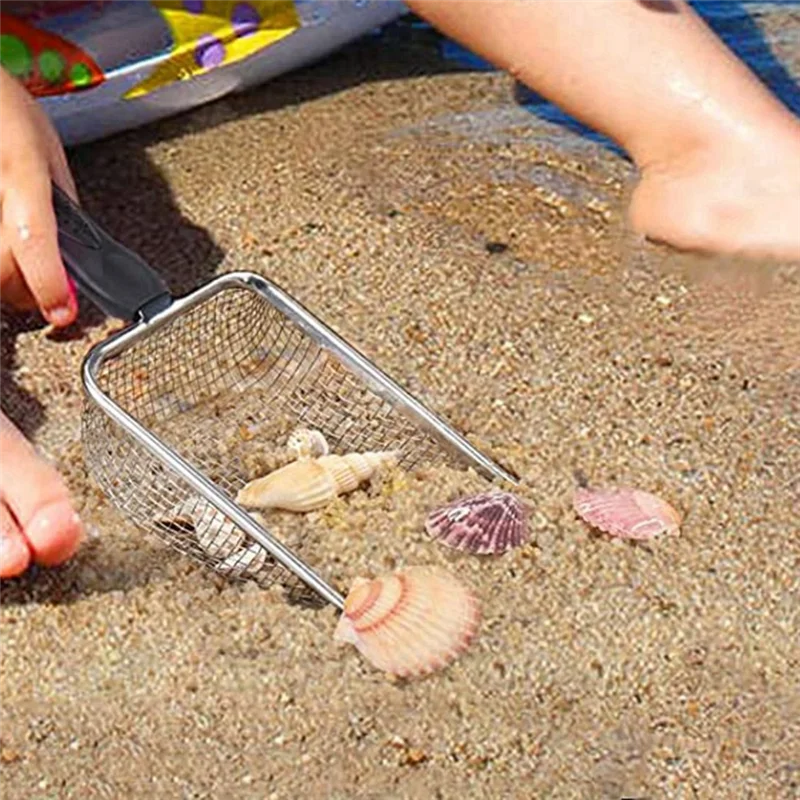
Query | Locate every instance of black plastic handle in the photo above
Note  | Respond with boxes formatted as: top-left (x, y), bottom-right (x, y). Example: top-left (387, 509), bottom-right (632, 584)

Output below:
top-left (53, 184), bottom-right (172, 322)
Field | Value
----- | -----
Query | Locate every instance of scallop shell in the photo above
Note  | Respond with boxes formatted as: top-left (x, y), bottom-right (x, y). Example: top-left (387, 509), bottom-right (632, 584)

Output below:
top-left (333, 566), bottom-right (480, 678)
top-left (287, 428), bottom-right (329, 460)
top-left (425, 490), bottom-right (529, 554)
top-left (156, 496), bottom-right (245, 558)
top-left (236, 451), bottom-right (398, 512)
top-left (573, 486), bottom-right (681, 540)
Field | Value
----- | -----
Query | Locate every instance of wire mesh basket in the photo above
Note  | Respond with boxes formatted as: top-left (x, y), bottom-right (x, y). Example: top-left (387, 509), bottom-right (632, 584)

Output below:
top-left (55, 185), bottom-right (516, 608)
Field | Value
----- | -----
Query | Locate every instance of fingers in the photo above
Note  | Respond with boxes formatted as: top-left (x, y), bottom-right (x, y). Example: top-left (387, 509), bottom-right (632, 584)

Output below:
top-left (0, 414), bottom-right (84, 570)
top-left (42, 121), bottom-right (79, 203)
top-left (50, 157), bottom-right (79, 204)
top-left (3, 166), bottom-right (77, 326)
top-left (0, 239), bottom-right (36, 309)
top-left (1, 68), bottom-right (79, 325)
top-left (0, 502), bottom-right (31, 579)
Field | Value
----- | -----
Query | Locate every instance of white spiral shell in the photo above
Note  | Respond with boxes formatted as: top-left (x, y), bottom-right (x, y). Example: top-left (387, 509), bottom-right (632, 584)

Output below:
top-left (215, 541), bottom-right (270, 578)
top-left (286, 428), bottom-right (330, 460)
top-left (236, 451), bottom-right (398, 512)
top-left (156, 495), bottom-right (245, 558)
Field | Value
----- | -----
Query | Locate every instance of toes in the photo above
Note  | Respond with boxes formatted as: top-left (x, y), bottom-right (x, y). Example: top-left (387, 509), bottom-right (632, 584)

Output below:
top-left (0, 502), bottom-right (31, 579)
top-left (0, 414), bottom-right (84, 569)
top-left (25, 499), bottom-right (84, 567)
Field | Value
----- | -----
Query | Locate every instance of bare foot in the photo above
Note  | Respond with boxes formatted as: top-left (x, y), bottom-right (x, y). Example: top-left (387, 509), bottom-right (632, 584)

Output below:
top-left (629, 128), bottom-right (800, 260)
top-left (0, 411), bottom-right (84, 578)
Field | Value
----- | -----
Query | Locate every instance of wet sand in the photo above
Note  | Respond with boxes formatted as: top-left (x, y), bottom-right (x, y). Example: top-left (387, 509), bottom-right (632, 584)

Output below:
top-left (2, 20), bottom-right (799, 800)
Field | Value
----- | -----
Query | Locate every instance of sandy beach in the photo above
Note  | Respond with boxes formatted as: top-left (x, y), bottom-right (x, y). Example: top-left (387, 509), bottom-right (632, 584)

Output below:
top-left (1, 14), bottom-right (799, 800)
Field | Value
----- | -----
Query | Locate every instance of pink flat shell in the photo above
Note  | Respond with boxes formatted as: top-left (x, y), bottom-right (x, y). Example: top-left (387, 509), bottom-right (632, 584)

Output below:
top-left (424, 491), bottom-right (529, 554)
top-left (573, 487), bottom-right (681, 540)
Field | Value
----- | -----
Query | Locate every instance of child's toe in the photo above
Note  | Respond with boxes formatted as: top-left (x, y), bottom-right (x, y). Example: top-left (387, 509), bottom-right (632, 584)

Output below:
top-left (25, 499), bottom-right (84, 567)
top-left (0, 502), bottom-right (32, 578)
top-left (0, 413), bottom-right (84, 570)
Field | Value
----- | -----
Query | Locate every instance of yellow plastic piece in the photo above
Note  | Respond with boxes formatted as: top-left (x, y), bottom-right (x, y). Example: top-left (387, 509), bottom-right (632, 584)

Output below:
top-left (125, 0), bottom-right (300, 100)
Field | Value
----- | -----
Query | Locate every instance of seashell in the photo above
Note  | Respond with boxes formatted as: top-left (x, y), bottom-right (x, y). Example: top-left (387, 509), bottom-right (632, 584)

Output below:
top-left (215, 542), bottom-right (270, 578)
top-left (287, 427), bottom-right (329, 460)
top-left (425, 490), bottom-right (529, 554)
top-left (237, 451), bottom-right (398, 513)
top-left (154, 501), bottom-right (194, 532)
top-left (573, 486), bottom-right (681, 540)
top-left (156, 495), bottom-right (245, 558)
top-left (315, 452), bottom-right (398, 493)
top-left (333, 566), bottom-right (480, 678)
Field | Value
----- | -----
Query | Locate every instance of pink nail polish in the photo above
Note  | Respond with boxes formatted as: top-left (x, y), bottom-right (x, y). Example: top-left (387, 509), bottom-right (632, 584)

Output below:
top-left (67, 278), bottom-right (80, 313)
top-left (47, 303), bottom-right (75, 327)
top-left (47, 281), bottom-right (79, 326)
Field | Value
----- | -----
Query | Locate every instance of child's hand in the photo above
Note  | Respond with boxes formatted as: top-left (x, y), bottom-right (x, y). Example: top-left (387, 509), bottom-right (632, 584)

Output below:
top-left (1, 69), bottom-right (78, 325)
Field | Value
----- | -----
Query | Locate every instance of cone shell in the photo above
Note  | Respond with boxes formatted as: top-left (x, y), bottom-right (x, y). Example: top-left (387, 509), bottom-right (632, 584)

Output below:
top-left (287, 428), bottom-right (330, 460)
top-left (236, 451), bottom-right (398, 513)
top-left (333, 566), bottom-right (480, 678)
top-left (573, 486), bottom-right (681, 540)
top-left (316, 451), bottom-right (398, 493)
top-left (157, 496), bottom-right (244, 558)
top-left (425, 491), bottom-right (529, 554)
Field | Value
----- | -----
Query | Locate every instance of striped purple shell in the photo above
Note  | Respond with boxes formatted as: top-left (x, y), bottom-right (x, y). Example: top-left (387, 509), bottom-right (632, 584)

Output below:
top-left (424, 491), bottom-right (529, 554)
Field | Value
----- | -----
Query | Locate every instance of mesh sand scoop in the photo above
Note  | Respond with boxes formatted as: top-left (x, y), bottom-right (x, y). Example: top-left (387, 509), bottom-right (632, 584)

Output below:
top-left (54, 185), bottom-right (517, 608)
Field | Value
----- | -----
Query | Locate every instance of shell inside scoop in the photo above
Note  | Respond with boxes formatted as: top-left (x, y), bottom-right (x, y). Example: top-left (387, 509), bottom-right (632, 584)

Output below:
top-left (155, 498), bottom-right (274, 578)
top-left (156, 496), bottom-right (245, 558)
top-left (215, 541), bottom-right (270, 578)
top-left (286, 428), bottom-right (330, 460)
top-left (333, 566), bottom-right (480, 678)
top-left (237, 450), bottom-right (398, 513)
top-left (573, 486), bottom-right (681, 540)
top-left (425, 490), bottom-right (529, 554)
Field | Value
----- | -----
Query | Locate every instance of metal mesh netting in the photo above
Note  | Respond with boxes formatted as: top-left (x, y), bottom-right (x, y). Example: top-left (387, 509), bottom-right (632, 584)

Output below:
top-left (82, 284), bottom-right (455, 600)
